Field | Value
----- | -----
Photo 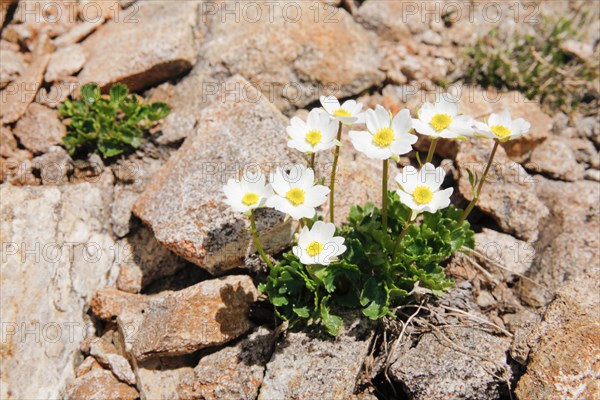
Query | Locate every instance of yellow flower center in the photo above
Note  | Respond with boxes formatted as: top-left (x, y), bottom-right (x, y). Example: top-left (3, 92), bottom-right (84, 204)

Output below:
top-left (430, 113), bottom-right (452, 132)
top-left (242, 192), bottom-right (259, 206)
top-left (306, 241), bottom-right (324, 257)
top-left (413, 186), bottom-right (433, 205)
top-left (333, 108), bottom-right (351, 117)
top-left (490, 125), bottom-right (511, 139)
top-left (305, 130), bottom-right (322, 146)
top-left (286, 187), bottom-right (305, 206)
top-left (373, 127), bottom-right (395, 147)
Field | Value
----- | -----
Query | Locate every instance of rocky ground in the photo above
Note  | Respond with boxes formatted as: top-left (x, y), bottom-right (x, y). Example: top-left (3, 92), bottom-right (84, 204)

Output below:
top-left (1, 0), bottom-right (599, 399)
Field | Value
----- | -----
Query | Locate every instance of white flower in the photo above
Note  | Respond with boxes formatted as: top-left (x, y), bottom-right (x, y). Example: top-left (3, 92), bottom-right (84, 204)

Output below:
top-left (223, 170), bottom-right (273, 213)
top-left (474, 109), bottom-right (530, 142)
top-left (349, 106), bottom-right (417, 160)
top-left (266, 165), bottom-right (330, 219)
top-left (293, 221), bottom-right (346, 265)
top-left (287, 108), bottom-right (339, 153)
top-left (395, 163), bottom-right (453, 216)
top-left (320, 95), bottom-right (364, 125)
top-left (412, 96), bottom-right (474, 139)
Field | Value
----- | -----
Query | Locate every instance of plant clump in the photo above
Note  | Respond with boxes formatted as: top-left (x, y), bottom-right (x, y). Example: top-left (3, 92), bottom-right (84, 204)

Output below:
top-left (59, 83), bottom-right (170, 159)
top-left (464, 14), bottom-right (599, 116)
top-left (222, 94), bottom-right (532, 336)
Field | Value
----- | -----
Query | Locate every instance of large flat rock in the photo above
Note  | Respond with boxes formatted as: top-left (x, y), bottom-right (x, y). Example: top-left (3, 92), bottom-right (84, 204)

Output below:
top-left (519, 177), bottom-right (600, 306)
top-left (258, 314), bottom-right (374, 400)
top-left (77, 1), bottom-right (199, 92)
top-left (178, 327), bottom-right (274, 399)
top-left (133, 76), bottom-right (302, 274)
top-left (198, 0), bottom-right (384, 112)
top-left (0, 174), bottom-right (119, 399)
top-left (455, 139), bottom-right (549, 242)
top-left (90, 275), bottom-right (259, 360)
top-left (515, 271), bottom-right (600, 399)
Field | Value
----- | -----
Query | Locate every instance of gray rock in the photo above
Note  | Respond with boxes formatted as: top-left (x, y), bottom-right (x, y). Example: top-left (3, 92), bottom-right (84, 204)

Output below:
top-left (89, 338), bottom-right (136, 385)
top-left (77, 1), bottom-right (199, 92)
top-left (455, 139), bottom-right (549, 242)
top-left (474, 228), bottom-right (535, 282)
top-left (115, 225), bottom-right (189, 291)
top-left (519, 177), bottom-right (600, 306)
top-left (45, 44), bottom-right (86, 82)
top-left (0, 48), bottom-right (25, 89)
top-left (90, 275), bottom-right (259, 361)
top-left (13, 103), bottom-right (66, 154)
top-left (515, 271), bottom-right (600, 399)
top-left (179, 326), bottom-right (275, 399)
top-left (31, 146), bottom-right (73, 185)
top-left (62, 367), bottom-right (138, 400)
top-left (1, 51), bottom-right (50, 124)
top-left (584, 168), bottom-right (600, 181)
top-left (132, 357), bottom-right (195, 400)
top-left (146, 60), bottom-right (228, 144)
top-left (527, 138), bottom-right (585, 181)
top-left (258, 314), bottom-right (374, 400)
top-left (198, 0), bottom-right (384, 112)
top-left (0, 174), bottom-right (119, 399)
top-left (390, 326), bottom-right (511, 400)
top-left (133, 76), bottom-right (302, 274)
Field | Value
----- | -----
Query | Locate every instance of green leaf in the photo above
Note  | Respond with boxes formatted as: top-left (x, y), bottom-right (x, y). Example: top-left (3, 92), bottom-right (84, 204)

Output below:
top-left (80, 83), bottom-right (100, 104)
top-left (319, 297), bottom-right (343, 336)
top-left (110, 83), bottom-right (129, 104)
top-left (147, 102), bottom-right (171, 121)
top-left (360, 278), bottom-right (389, 320)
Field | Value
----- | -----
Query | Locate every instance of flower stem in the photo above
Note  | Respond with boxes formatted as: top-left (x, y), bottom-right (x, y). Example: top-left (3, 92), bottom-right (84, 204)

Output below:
top-left (310, 153), bottom-right (315, 171)
top-left (458, 140), bottom-right (500, 225)
top-left (393, 218), bottom-right (414, 255)
top-left (382, 159), bottom-right (389, 232)
top-left (425, 137), bottom-right (438, 163)
top-left (329, 121), bottom-right (343, 223)
top-left (248, 210), bottom-right (273, 269)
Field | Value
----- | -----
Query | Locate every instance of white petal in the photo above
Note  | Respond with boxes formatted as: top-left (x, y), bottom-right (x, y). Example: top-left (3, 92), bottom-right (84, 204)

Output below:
top-left (391, 109), bottom-right (412, 134)
top-left (320, 95), bottom-right (340, 115)
top-left (288, 138), bottom-right (312, 153)
top-left (374, 105), bottom-right (391, 129)
top-left (417, 102), bottom-right (435, 122)
top-left (292, 245), bottom-right (303, 260)
top-left (363, 140), bottom-right (392, 160)
top-left (298, 166), bottom-right (315, 189)
top-left (412, 119), bottom-right (437, 136)
top-left (390, 137), bottom-right (415, 156)
top-left (305, 185), bottom-right (330, 207)
top-left (397, 189), bottom-right (420, 212)
top-left (270, 168), bottom-right (290, 195)
top-left (297, 225), bottom-right (311, 247)
top-left (365, 109), bottom-right (380, 133)
top-left (436, 96), bottom-right (458, 117)
top-left (313, 221), bottom-right (336, 242)
top-left (419, 163), bottom-right (445, 191)
top-left (449, 116), bottom-right (475, 136)
top-left (510, 118), bottom-right (530, 136)
top-left (430, 187), bottom-right (453, 211)
top-left (349, 130), bottom-right (373, 153)
top-left (265, 195), bottom-right (289, 214)
top-left (306, 108), bottom-right (322, 129)
top-left (396, 166), bottom-right (419, 193)
top-left (341, 99), bottom-right (357, 113)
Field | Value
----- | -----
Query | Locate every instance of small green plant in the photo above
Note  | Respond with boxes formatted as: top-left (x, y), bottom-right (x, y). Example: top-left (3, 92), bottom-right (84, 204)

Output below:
top-left (259, 193), bottom-right (474, 335)
top-left (464, 14), bottom-right (599, 115)
top-left (59, 83), bottom-right (170, 158)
